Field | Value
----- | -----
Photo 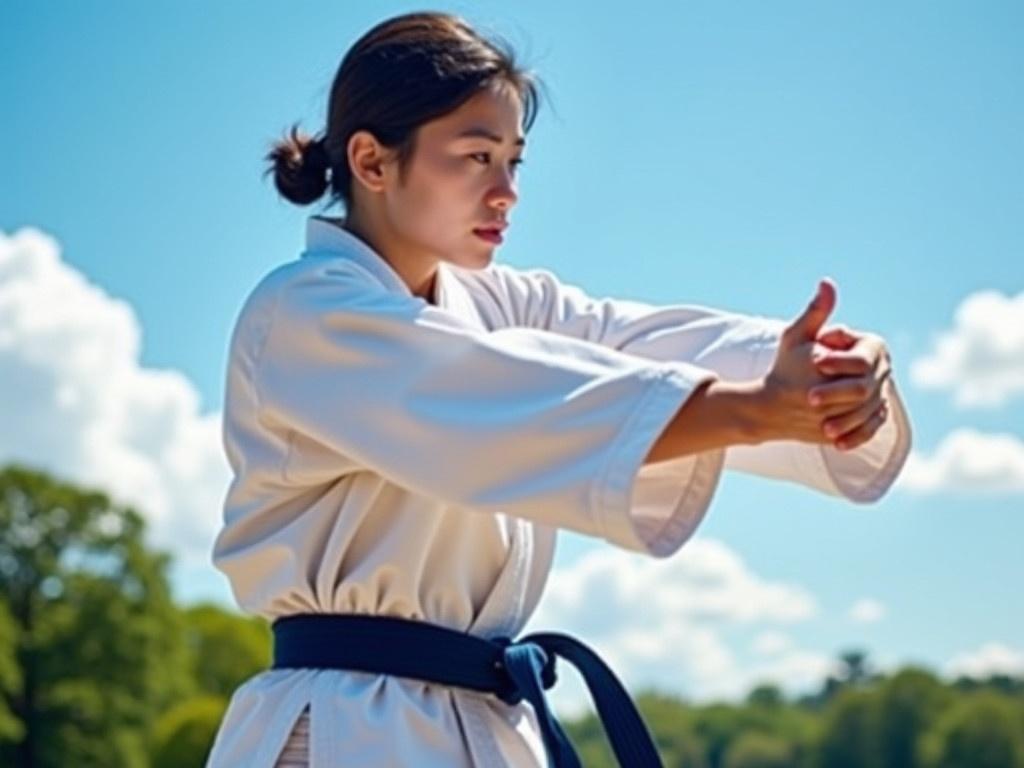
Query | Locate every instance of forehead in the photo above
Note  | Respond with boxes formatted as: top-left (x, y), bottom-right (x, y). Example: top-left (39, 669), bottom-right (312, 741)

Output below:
top-left (420, 83), bottom-right (525, 144)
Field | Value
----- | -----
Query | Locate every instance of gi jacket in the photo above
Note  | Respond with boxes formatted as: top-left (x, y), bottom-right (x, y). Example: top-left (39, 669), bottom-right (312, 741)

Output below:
top-left (206, 216), bottom-right (912, 767)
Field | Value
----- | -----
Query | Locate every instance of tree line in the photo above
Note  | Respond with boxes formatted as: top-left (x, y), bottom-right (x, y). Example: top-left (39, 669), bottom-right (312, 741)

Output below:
top-left (2, 463), bottom-right (1022, 767)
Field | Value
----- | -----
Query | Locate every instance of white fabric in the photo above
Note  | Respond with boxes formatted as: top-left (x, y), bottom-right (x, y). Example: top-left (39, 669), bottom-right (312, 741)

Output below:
top-left (206, 215), bottom-right (912, 767)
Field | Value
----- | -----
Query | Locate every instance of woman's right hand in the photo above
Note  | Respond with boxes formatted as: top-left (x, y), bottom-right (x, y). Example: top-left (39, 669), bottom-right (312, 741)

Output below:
top-left (754, 278), bottom-right (867, 446)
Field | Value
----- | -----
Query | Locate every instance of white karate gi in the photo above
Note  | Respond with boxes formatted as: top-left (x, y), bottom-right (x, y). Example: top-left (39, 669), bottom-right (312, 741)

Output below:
top-left (206, 215), bottom-right (912, 768)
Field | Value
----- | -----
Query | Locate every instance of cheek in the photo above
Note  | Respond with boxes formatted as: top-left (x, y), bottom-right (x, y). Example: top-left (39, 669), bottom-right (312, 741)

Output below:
top-left (391, 161), bottom-right (478, 242)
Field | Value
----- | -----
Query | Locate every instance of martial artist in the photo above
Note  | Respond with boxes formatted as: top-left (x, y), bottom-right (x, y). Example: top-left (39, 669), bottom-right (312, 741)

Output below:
top-left (206, 11), bottom-right (911, 768)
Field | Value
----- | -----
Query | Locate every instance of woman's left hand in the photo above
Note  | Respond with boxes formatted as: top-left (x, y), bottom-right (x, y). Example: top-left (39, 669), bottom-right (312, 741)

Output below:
top-left (807, 326), bottom-right (893, 451)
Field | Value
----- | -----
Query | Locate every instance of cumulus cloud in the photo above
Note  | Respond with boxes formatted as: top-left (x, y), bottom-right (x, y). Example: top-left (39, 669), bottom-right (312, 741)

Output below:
top-left (847, 598), bottom-right (886, 624)
top-left (524, 539), bottom-right (837, 715)
top-left (944, 642), bottom-right (1024, 680)
top-left (896, 428), bottom-right (1024, 494)
top-left (910, 290), bottom-right (1024, 408)
top-left (0, 226), bottom-right (229, 569)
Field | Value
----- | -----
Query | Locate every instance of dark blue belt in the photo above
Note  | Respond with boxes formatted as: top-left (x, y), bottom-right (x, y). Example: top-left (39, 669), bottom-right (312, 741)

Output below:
top-left (272, 613), bottom-right (663, 767)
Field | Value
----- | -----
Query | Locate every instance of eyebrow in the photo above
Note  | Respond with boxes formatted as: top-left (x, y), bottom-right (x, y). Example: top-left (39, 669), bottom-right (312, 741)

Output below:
top-left (454, 126), bottom-right (526, 147)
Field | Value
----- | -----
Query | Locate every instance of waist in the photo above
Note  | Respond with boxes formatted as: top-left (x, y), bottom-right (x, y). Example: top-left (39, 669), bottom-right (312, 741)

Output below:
top-left (271, 613), bottom-right (663, 768)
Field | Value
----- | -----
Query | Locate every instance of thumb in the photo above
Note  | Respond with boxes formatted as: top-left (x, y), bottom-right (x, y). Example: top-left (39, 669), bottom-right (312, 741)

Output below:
top-left (783, 278), bottom-right (837, 346)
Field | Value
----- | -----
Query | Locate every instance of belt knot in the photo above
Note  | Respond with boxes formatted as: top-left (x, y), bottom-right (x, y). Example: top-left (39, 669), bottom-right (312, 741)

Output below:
top-left (491, 636), bottom-right (559, 706)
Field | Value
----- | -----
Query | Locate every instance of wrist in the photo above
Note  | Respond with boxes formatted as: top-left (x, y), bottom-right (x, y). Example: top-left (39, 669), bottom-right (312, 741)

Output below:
top-left (705, 378), bottom-right (771, 446)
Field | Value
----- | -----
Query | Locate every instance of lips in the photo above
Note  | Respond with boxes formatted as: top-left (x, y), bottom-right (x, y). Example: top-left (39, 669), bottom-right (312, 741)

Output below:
top-left (473, 220), bottom-right (507, 244)
top-left (473, 228), bottom-right (503, 244)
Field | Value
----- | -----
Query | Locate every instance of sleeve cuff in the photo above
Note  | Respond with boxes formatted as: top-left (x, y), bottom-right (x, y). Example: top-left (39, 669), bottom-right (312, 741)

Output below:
top-left (802, 376), bottom-right (914, 503)
top-left (594, 363), bottom-right (725, 557)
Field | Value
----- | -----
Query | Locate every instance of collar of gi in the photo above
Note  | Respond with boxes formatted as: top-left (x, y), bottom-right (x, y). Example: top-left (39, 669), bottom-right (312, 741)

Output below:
top-left (303, 215), bottom-right (446, 307)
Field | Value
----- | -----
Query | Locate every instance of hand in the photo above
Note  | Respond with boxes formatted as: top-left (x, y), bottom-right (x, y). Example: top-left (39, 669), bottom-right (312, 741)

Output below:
top-left (756, 278), bottom-right (848, 445)
top-left (808, 325), bottom-right (892, 451)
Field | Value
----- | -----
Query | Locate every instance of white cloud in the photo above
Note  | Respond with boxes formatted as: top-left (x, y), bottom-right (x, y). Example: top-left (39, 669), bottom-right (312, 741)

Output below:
top-left (525, 539), bottom-right (836, 715)
top-left (944, 642), bottom-right (1024, 680)
top-left (0, 226), bottom-right (229, 569)
top-left (896, 428), bottom-right (1024, 494)
top-left (750, 630), bottom-right (794, 656)
top-left (847, 598), bottom-right (886, 624)
top-left (910, 290), bottom-right (1024, 408)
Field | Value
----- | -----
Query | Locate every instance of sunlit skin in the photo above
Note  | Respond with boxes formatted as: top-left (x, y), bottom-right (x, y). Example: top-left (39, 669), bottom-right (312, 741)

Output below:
top-left (327, 83), bottom-right (891, 451)
top-left (333, 80), bottom-right (524, 304)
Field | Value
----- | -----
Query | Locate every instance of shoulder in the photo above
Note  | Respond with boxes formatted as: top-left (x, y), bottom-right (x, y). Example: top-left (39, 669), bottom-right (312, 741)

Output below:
top-left (231, 256), bottom-right (418, 358)
top-left (250, 256), bottom-right (415, 323)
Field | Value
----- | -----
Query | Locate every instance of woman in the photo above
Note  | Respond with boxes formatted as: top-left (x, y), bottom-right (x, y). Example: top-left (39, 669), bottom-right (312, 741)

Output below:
top-left (206, 11), bottom-right (911, 768)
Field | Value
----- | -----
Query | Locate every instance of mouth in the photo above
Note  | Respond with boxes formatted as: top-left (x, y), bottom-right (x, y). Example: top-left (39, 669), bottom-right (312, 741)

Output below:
top-left (472, 228), bottom-right (504, 245)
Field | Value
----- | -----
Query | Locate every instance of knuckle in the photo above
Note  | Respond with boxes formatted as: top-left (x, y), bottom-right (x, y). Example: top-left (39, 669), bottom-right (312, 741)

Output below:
top-left (817, 391), bottom-right (838, 408)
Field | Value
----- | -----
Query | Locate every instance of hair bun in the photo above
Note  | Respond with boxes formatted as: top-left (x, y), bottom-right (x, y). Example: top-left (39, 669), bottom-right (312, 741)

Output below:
top-left (305, 137), bottom-right (330, 174)
top-left (265, 124), bottom-right (330, 206)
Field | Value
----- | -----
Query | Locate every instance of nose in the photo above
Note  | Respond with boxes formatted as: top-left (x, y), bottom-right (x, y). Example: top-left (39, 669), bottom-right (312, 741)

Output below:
top-left (488, 172), bottom-right (518, 211)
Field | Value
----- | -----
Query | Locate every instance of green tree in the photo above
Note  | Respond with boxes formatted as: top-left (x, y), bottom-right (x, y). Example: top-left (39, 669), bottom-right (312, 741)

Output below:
top-left (723, 731), bottom-right (794, 768)
top-left (637, 691), bottom-right (708, 768)
top-left (814, 688), bottom-right (881, 768)
top-left (692, 703), bottom-right (749, 768)
top-left (838, 650), bottom-right (874, 687)
top-left (0, 463), bottom-right (192, 768)
top-left (741, 687), bottom-right (819, 768)
top-left (951, 673), bottom-right (1024, 699)
top-left (875, 667), bottom-right (951, 768)
top-left (921, 691), bottom-right (1024, 768)
top-left (0, 599), bottom-right (24, 743)
top-left (562, 708), bottom-right (615, 768)
top-left (563, 693), bottom-right (708, 768)
top-left (181, 603), bottom-right (270, 699)
top-left (799, 649), bottom-right (880, 712)
top-left (747, 684), bottom-right (785, 709)
top-left (151, 694), bottom-right (228, 768)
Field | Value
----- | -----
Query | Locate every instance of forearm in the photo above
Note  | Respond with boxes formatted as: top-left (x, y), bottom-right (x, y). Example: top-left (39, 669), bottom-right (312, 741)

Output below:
top-left (643, 377), bottom-right (766, 465)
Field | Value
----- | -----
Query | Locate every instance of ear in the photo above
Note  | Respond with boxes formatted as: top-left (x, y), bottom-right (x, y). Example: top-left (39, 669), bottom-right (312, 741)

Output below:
top-left (347, 130), bottom-right (397, 194)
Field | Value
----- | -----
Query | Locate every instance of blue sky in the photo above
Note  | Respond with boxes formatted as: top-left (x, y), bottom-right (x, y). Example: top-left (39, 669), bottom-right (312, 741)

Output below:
top-left (3, 1), bottom-right (1022, 707)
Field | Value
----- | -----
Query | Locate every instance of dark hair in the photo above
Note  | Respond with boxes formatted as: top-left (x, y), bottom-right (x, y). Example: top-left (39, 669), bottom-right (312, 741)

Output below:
top-left (265, 11), bottom-right (546, 211)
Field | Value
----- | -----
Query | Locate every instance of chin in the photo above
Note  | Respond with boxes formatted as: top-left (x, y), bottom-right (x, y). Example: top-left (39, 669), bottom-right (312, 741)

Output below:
top-left (457, 247), bottom-right (495, 269)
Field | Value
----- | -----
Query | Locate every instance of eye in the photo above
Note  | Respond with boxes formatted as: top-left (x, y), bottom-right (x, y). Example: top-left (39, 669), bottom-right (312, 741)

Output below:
top-left (468, 152), bottom-right (526, 172)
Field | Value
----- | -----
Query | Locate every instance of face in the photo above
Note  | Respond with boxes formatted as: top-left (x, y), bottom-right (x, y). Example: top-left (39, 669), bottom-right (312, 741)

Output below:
top-left (379, 82), bottom-right (525, 269)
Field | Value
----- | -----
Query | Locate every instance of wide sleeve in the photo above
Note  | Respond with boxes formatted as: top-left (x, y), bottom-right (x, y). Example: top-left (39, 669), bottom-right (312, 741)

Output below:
top-left (251, 262), bottom-right (726, 557)
top-left (488, 266), bottom-right (911, 502)
top-left (721, 317), bottom-right (912, 502)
